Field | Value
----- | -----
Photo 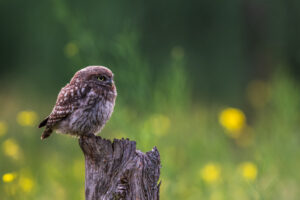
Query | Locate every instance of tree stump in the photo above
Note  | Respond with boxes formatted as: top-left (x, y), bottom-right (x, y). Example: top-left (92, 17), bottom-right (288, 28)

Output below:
top-left (79, 134), bottom-right (161, 200)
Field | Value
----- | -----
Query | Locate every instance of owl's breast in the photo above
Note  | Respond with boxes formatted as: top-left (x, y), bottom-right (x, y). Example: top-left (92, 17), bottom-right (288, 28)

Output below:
top-left (93, 97), bottom-right (115, 132)
top-left (55, 89), bottom-right (116, 136)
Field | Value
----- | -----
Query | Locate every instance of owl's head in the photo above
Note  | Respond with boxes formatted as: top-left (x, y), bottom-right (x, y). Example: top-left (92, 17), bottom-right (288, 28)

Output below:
top-left (71, 66), bottom-right (115, 89)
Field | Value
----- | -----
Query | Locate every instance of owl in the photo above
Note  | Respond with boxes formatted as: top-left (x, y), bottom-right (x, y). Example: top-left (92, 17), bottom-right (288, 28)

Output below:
top-left (38, 66), bottom-right (117, 140)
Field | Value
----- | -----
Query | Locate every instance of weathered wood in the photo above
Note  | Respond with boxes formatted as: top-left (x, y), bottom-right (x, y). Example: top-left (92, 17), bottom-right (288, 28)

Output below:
top-left (79, 134), bottom-right (161, 200)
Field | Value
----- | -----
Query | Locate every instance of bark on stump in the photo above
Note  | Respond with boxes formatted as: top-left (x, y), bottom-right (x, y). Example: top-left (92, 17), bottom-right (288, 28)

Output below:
top-left (79, 134), bottom-right (161, 200)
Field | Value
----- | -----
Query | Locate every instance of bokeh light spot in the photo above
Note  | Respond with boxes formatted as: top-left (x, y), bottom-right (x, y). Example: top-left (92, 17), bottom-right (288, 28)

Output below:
top-left (2, 172), bottom-right (17, 183)
top-left (239, 162), bottom-right (257, 181)
top-left (219, 107), bottom-right (246, 138)
top-left (144, 114), bottom-right (171, 136)
top-left (199, 163), bottom-right (221, 184)
top-left (64, 42), bottom-right (79, 57)
top-left (19, 177), bottom-right (34, 193)
top-left (0, 121), bottom-right (8, 137)
top-left (2, 139), bottom-right (22, 160)
top-left (17, 110), bottom-right (38, 127)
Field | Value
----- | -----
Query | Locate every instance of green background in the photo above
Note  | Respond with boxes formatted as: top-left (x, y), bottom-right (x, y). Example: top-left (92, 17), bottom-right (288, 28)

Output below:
top-left (0, 0), bottom-right (300, 199)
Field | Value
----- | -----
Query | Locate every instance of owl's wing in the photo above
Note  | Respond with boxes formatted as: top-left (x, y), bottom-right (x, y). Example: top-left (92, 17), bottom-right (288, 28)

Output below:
top-left (45, 84), bottom-right (88, 128)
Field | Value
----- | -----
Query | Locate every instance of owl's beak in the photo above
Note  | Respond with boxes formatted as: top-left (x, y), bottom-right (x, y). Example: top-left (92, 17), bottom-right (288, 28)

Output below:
top-left (107, 79), bottom-right (114, 87)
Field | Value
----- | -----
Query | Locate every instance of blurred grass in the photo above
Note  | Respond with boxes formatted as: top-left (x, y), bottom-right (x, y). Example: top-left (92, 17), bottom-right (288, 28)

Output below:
top-left (0, 67), bottom-right (300, 200)
top-left (0, 1), bottom-right (300, 198)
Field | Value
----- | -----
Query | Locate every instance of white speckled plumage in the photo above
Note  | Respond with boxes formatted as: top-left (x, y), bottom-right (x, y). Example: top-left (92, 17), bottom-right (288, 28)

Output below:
top-left (39, 66), bottom-right (117, 139)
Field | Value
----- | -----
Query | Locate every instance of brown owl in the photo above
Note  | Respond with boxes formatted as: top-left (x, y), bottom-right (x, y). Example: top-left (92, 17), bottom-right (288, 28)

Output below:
top-left (38, 66), bottom-right (117, 140)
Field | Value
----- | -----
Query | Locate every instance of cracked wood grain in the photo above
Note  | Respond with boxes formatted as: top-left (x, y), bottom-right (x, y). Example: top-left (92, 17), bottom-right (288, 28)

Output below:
top-left (79, 134), bottom-right (161, 200)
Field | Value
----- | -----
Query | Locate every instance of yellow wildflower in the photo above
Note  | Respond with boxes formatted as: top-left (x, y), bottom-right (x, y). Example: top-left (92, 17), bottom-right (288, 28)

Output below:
top-left (2, 172), bottom-right (17, 183)
top-left (2, 139), bottom-right (21, 160)
top-left (19, 177), bottom-right (34, 193)
top-left (0, 121), bottom-right (8, 137)
top-left (64, 42), bottom-right (79, 57)
top-left (145, 114), bottom-right (171, 136)
top-left (239, 162), bottom-right (257, 181)
top-left (17, 110), bottom-right (38, 127)
top-left (219, 107), bottom-right (246, 138)
top-left (199, 163), bottom-right (221, 184)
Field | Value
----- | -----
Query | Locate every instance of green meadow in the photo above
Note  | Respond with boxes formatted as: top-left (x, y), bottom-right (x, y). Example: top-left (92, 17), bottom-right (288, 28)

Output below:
top-left (1, 1), bottom-right (300, 199)
top-left (1, 67), bottom-right (299, 200)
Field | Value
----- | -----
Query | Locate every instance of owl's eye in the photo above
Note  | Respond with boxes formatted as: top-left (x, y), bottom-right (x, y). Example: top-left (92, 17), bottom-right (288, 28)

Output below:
top-left (97, 76), bottom-right (106, 81)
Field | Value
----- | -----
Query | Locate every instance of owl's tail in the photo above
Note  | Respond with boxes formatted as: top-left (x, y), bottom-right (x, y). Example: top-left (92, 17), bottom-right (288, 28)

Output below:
top-left (41, 128), bottom-right (53, 140)
top-left (38, 117), bottom-right (49, 128)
